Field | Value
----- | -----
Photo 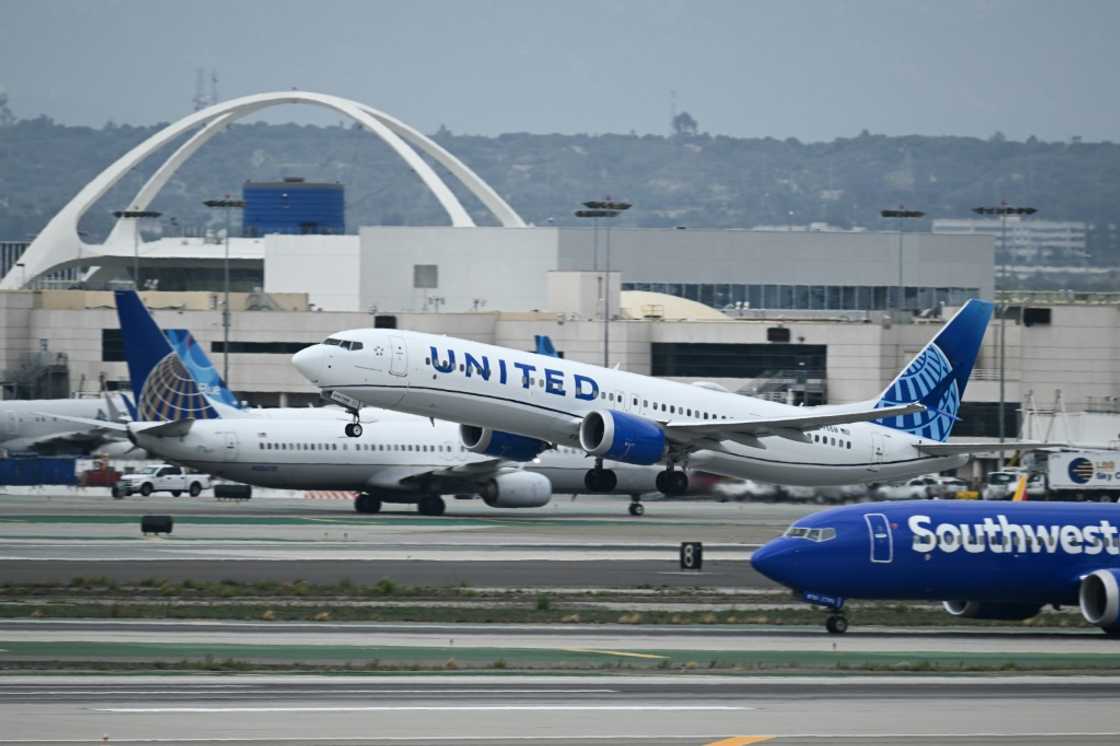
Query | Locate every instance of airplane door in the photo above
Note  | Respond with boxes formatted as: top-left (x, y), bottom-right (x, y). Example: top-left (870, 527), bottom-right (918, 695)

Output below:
top-left (220, 431), bottom-right (238, 463)
top-left (864, 512), bottom-right (893, 564)
top-left (389, 335), bottom-right (408, 378)
top-left (868, 432), bottom-right (885, 472)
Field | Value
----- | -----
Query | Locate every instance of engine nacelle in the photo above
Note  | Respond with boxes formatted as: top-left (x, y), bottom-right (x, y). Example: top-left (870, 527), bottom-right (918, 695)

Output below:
top-left (579, 410), bottom-right (665, 465)
top-left (942, 600), bottom-right (1041, 621)
top-left (460, 425), bottom-right (547, 462)
top-left (1079, 569), bottom-right (1120, 631)
top-left (480, 471), bottom-right (552, 508)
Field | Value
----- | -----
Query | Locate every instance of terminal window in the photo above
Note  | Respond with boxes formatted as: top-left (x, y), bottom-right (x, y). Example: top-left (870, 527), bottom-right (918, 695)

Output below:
top-left (414, 264), bottom-right (438, 289)
top-left (651, 342), bottom-right (826, 379)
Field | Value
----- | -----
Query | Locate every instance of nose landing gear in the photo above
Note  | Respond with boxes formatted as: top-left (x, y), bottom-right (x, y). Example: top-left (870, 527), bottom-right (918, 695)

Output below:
top-left (343, 408), bottom-right (363, 438)
top-left (628, 495), bottom-right (645, 517)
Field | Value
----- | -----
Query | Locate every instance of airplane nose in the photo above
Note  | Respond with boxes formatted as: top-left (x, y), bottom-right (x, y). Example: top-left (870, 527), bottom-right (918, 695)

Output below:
top-left (750, 539), bottom-right (797, 585)
top-left (292, 345), bottom-right (324, 383)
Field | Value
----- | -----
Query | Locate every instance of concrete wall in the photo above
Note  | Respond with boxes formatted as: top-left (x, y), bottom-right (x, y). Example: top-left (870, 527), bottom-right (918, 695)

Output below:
top-left (357, 227), bottom-right (559, 314)
top-left (557, 228), bottom-right (994, 297)
top-left (264, 235), bottom-right (362, 312)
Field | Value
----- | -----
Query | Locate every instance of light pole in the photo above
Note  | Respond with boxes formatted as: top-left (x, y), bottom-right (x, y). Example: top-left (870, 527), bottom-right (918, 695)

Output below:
top-left (203, 197), bottom-right (245, 384)
top-left (112, 209), bottom-right (162, 290)
top-left (972, 202), bottom-right (1037, 468)
top-left (576, 199), bottom-right (631, 366)
top-left (880, 207), bottom-right (925, 315)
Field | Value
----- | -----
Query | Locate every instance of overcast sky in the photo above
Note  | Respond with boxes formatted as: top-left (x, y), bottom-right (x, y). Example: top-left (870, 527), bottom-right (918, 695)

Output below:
top-left (2, 0), bottom-right (1117, 142)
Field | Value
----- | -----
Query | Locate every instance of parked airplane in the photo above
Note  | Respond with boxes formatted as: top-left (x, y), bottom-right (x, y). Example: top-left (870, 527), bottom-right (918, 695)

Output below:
top-left (751, 499), bottom-right (1120, 635)
top-left (293, 299), bottom-right (1043, 495)
top-left (0, 395), bottom-right (125, 454)
top-left (54, 291), bottom-right (705, 515)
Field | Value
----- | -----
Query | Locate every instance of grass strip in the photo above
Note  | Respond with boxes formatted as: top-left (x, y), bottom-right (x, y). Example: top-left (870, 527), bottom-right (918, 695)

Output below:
top-left (2, 640), bottom-right (1119, 674)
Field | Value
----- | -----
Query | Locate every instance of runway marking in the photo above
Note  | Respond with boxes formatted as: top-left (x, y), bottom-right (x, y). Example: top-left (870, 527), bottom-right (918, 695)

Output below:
top-left (96, 705), bottom-right (751, 713)
top-left (562, 648), bottom-right (670, 660)
top-left (704, 738), bottom-right (774, 746)
top-left (1, 688), bottom-right (618, 696)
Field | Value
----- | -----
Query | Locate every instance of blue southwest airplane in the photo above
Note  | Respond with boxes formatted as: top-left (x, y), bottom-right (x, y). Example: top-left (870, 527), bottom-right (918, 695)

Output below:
top-left (750, 499), bottom-right (1120, 635)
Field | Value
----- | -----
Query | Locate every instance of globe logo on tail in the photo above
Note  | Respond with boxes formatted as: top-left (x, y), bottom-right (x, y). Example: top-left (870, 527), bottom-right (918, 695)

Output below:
top-left (875, 343), bottom-right (960, 441)
top-left (138, 352), bottom-right (220, 421)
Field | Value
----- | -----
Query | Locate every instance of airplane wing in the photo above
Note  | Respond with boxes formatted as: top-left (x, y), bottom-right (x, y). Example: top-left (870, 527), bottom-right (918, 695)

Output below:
top-left (365, 459), bottom-right (509, 492)
top-left (916, 440), bottom-right (1065, 455)
top-left (41, 413), bottom-right (194, 438)
top-left (664, 402), bottom-right (925, 444)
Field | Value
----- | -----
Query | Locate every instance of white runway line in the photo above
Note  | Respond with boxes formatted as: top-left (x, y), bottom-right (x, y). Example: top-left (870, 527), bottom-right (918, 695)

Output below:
top-left (97, 704), bottom-right (752, 713)
top-left (1, 688), bottom-right (617, 696)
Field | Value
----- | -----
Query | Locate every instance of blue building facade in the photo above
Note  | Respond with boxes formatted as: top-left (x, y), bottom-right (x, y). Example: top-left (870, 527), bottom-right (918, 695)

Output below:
top-left (242, 178), bottom-right (345, 236)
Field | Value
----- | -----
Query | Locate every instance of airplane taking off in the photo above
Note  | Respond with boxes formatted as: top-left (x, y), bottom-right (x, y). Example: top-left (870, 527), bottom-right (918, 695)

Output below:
top-left (52, 291), bottom-right (703, 515)
top-left (752, 500), bottom-right (1120, 635)
top-left (293, 299), bottom-right (1043, 495)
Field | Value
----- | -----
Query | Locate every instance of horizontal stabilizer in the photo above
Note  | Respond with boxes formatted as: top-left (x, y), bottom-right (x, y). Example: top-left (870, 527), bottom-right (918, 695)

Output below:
top-left (39, 412), bottom-right (128, 433)
top-left (917, 440), bottom-right (1065, 455)
top-left (666, 402), bottom-right (925, 441)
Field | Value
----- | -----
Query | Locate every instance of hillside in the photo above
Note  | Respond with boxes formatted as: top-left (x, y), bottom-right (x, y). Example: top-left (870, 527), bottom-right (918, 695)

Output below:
top-left (2, 116), bottom-right (1119, 268)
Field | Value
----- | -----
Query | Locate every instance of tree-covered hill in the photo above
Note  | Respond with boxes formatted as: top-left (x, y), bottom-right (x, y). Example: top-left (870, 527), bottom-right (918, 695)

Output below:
top-left (1, 114), bottom-right (1118, 264)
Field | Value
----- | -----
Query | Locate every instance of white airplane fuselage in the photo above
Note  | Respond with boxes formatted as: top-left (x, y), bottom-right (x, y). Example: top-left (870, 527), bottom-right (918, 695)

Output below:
top-left (133, 415), bottom-right (688, 497)
top-left (291, 330), bottom-right (969, 486)
top-left (0, 398), bottom-right (116, 453)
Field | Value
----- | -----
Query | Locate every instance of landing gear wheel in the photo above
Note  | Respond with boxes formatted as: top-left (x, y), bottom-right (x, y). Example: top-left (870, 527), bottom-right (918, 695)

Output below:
top-left (657, 469), bottom-right (689, 496)
top-left (628, 502), bottom-right (645, 517)
top-left (355, 494), bottom-right (382, 514)
top-left (584, 468), bottom-right (618, 493)
top-left (344, 422), bottom-right (363, 438)
top-left (825, 615), bottom-right (848, 634)
top-left (418, 495), bottom-right (446, 516)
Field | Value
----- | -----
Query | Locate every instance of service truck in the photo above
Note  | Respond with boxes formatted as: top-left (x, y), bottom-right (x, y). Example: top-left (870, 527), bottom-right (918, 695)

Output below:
top-left (112, 463), bottom-right (211, 498)
top-left (985, 450), bottom-right (1120, 502)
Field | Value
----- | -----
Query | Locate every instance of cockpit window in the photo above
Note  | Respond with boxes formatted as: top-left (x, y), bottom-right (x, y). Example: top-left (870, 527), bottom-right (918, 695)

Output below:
top-left (323, 338), bottom-right (342, 346)
top-left (350, 341), bottom-right (363, 351)
top-left (783, 525), bottom-right (836, 542)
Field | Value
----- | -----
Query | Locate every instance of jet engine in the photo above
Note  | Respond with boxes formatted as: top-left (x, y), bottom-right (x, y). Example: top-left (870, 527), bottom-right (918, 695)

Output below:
top-left (460, 425), bottom-right (547, 462)
top-left (1079, 569), bottom-right (1120, 632)
top-left (942, 600), bottom-right (1041, 621)
top-left (479, 471), bottom-right (552, 508)
top-left (579, 410), bottom-right (665, 465)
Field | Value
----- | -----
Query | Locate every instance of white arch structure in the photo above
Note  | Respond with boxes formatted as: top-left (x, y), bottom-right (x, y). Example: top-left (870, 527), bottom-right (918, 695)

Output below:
top-left (2, 91), bottom-right (525, 289)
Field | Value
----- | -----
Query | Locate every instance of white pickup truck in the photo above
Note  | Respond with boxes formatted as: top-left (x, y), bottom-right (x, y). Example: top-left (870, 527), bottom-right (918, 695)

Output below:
top-left (112, 464), bottom-right (211, 498)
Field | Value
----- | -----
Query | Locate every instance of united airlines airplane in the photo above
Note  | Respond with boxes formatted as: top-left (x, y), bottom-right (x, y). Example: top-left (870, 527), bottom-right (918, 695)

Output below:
top-left (752, 500), bottom-right (1120, 635)
top-left (293, 299), bottom-right (1037, 494)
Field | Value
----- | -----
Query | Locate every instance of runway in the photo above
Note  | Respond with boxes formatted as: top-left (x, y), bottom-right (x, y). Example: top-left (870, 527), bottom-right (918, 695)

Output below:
top-left (1, 674), bottom-right (1118, 744)
top-left (0, 491), bottom-right (802, 587)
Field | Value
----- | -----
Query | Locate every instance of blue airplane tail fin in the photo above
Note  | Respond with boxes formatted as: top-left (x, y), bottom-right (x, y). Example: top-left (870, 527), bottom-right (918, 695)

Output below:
top-left (873, 298), bottom-right (993, 441)
top-left (534, 335), bottom-right (560, 358)
top-left (113, 290), bottom-right (225, 422)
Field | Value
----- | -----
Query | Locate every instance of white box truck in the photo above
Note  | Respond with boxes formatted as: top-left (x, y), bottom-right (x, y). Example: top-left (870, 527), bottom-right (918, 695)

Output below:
top-left (1039, 451), bottom-right (1120, 502)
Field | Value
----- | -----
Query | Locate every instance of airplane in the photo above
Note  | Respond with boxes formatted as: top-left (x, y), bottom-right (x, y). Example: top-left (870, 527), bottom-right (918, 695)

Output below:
top-left (52, 291), bottom-right (708, 516)
top-left (292, 299), bottom-right (1047, 495)
top-left (750, 499), bottom-right (1120, 635)
top-left (0, 395), bottom-right (127, 455)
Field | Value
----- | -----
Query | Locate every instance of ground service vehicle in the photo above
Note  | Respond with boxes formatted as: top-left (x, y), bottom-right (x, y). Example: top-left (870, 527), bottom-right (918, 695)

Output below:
top-left (1038, 451), bottom-right (1120, 502)
top-left (113, 464), bottom-right (210, 498)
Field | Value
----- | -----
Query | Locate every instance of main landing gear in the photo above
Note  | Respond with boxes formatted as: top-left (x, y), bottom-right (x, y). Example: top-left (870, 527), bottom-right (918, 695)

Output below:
top-left (354, 493), bottom-right (382, 514)
top-left (655, 467), bottom-right (689, 496)
top-left (584, 458), bottom-right (617, 492)
top-left (417, 495), bottom-right (446, 516)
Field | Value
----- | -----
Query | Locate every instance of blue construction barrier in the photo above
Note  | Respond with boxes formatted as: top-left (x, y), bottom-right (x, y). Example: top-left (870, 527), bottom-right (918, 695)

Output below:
top-left (0, 457), bottom-right (78, 485)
